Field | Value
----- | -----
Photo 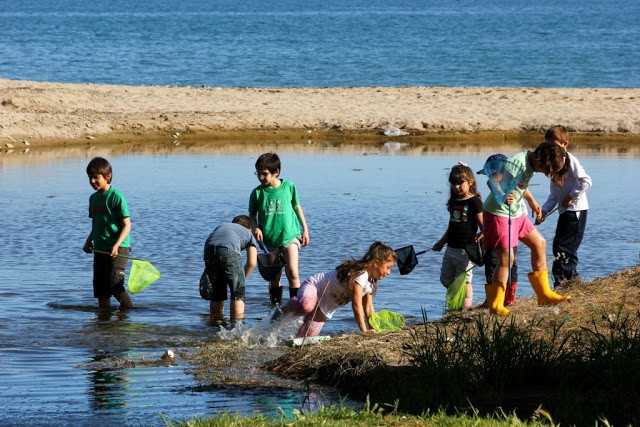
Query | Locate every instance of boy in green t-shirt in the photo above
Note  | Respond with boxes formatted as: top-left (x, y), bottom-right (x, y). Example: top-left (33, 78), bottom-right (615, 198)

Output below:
top-left (83, 157), bottom-right (133, 310)
top-left (249, 152), bottom-right (310, 305)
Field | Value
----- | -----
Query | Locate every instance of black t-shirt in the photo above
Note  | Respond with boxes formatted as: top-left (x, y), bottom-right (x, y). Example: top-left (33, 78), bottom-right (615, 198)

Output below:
top-left (447, 196), bottom-right (483, 248)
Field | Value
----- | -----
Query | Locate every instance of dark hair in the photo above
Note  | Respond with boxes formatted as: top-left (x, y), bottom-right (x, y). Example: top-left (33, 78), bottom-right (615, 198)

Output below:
top-left (255, 152), bottom-right (281, 174)
top-left (232, 215), bottom-right (256, 231)
top-left (86, 157), bottom-right (113, 183)
top-left (336, 241), bottom-right (397, 296)
top-left (544, 125), bottom-right (569, 144)
top-left (534, 142), bottom-right (570, 186)
top-left (447, 164), bottom-right (481, 212)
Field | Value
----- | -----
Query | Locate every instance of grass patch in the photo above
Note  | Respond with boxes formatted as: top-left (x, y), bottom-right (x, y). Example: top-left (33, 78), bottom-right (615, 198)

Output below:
top-left (165, 397), bottom-right (559, 426)
top-left (357, 305), bottom-right (640, 426)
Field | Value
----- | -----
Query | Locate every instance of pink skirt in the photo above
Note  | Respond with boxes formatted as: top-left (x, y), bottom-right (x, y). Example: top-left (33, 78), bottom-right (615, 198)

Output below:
top-left (483, 211), bottom-right (535, 250)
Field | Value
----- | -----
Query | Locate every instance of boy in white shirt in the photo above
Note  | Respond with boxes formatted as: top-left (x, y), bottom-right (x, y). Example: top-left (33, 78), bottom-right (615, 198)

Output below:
top-left (541, 125), bottom-right (592, 287)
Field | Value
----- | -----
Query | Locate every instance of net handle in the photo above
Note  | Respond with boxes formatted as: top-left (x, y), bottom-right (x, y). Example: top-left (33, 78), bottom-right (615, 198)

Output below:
top-left (415, 249), bottom-right (431, 256)
top-left (91, 248), bottom-right (148, 262)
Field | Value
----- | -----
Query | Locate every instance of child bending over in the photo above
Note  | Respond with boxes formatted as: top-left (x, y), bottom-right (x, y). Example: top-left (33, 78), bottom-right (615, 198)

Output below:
top-left (273, 242), bottom-right (396, 338)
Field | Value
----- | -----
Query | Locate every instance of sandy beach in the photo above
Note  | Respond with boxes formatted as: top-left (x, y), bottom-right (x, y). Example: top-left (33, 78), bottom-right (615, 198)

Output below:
top-left (1, 78), bottom-right (639, 147)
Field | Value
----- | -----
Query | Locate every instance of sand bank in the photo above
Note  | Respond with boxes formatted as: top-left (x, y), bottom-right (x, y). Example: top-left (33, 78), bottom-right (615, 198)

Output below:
top-left (1, 78), bottom-right (639, 147)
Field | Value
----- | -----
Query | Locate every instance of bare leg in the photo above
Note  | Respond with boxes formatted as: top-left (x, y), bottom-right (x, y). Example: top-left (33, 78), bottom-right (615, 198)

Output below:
top-left (268, 249), bottom-right (282, 288)
top-left (491, 247), bottom-right (515, 286)
top-left (464, 281), bottom-right (473, 308)
top-left (520, 228), bottom-right (547, 272)
top-left (268, 250), bottom-right (283, 305)
top-left (272, 281), bottom-right (317, 322)
top-left (283, 244), bottom-right (301, 293)
top-left (98, 297), bottom-right (111, 309)
top-left (296, 310), bottom-right (327, 338)
top-left (230, 300), bottom-right (245, 321)
top-left (114, 292), bottom-right (133, 309)
top-left (269, 271), bottom-right (282, 290)
top-left (210, 300), bottom-right (224, 321)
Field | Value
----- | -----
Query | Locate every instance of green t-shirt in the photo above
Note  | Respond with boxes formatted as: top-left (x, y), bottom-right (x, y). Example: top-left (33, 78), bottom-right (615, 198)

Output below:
top-left (89, 186), bottom-right (131, 251)
top-left (248, 179), bottom-right (301, 247)
top-left (482, 151), bottom-right (533, 218)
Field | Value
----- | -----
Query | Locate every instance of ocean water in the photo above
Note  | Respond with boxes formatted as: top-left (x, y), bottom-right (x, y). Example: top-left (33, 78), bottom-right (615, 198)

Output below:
top-left (0, 0), bottom-right (638, 88)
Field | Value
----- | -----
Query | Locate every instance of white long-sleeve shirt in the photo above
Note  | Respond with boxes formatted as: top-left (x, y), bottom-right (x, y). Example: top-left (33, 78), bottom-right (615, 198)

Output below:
top-left (542, 151), bottom-right (591, 214)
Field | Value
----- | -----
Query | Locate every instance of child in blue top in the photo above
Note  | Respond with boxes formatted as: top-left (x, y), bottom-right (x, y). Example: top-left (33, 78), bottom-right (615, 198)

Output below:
top-left (432, 163), bottom-right (483, 309)
top-left (82, 157), bottom-right (133, 310)
top-left (249, 152), bottom-right (310, 305)
top-left (477, 154), bottom-right (520, 307)
top-left (203, 215), bottom-right (258, 321)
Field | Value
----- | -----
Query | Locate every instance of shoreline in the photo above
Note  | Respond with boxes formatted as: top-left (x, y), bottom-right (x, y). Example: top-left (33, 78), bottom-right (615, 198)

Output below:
top-left (1, 78), bottom-right (639, 148)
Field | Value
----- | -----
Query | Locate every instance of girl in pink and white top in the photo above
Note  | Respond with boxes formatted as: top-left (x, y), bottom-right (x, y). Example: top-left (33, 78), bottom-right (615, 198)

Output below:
top-left (274, 242), bottom-right (397, 338)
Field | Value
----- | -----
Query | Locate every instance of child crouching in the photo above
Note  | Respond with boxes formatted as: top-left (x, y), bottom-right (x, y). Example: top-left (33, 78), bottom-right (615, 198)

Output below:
top-left (273, 242), bottom-right (396, 338)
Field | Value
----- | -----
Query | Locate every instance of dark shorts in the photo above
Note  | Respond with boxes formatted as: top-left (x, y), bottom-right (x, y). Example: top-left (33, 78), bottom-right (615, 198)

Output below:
top-left (205, 246), bottom-right (246, 301)
top-left (93, 247), bottom-right (130, 298)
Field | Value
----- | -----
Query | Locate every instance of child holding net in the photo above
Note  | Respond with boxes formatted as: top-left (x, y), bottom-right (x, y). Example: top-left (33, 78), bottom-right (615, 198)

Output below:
top-left (432, 162), bottom-right (484, 309)
top-left (481, 142), bottom-right (571, 315)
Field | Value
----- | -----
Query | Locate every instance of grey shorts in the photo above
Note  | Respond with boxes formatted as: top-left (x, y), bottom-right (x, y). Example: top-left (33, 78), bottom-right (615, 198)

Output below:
top-left (439, 246), bottom-right (474, 288)
top-left (268, 236), bottom-right (301, 253)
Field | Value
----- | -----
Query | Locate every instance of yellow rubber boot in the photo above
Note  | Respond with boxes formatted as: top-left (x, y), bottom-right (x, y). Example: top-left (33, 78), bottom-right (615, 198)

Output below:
top-left (528, 270), bottom-right (571, 305)
top-left (486, 283), bottom-right (510, 316)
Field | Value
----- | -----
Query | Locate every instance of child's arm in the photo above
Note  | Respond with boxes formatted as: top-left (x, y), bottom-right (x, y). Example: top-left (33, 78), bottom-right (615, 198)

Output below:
top-left (350, 282), bottom-right (374, 333)
top-left (294, 205), bottom-right (310, 246)
top-left (244, 245), bottom-right (257, 278)
top-left (363, 292), bottom-right (375, 322)
top-left (475, 211), bottom-right (484, 242)
top-left (432, 230), bottom-right (448, 251)
top-left (541, 184), bottom-right (558, 218)
top-left (564, 157), bottom-right (592, 207)
top-left (110, 216), bottom-right (131, 257)
top-left (248, 193), bottom-right (264, 242)
top-left (83, 233), bottom-right (93, 253)
top-left (249, 213), bottom-right (264, 242)
top-left (523, 189), bottom-right (542, 223)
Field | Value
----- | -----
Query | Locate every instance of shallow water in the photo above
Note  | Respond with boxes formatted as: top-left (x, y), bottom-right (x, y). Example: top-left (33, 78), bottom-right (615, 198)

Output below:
top-left (0, 140), bottom-right (638, 425)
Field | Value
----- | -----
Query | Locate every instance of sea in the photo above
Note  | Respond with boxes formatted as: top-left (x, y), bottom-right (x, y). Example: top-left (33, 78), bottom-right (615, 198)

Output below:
top-left (0, 0), bottom-right (638, 88)
top-left (1, 1), bottom-right (639, 425)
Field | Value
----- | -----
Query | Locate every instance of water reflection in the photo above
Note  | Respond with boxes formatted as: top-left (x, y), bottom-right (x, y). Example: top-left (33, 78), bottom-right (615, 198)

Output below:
top-left (87, 352), bottom-right (130, 410)
top-left (1, 137), bottom-right (640, 168)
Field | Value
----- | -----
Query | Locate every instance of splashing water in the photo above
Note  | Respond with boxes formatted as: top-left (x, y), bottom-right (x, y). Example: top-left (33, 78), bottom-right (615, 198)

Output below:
top-left (216, 313), bottom-right (303, 347)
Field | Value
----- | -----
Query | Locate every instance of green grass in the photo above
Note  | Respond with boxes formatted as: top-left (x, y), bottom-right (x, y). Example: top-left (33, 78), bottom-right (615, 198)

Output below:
top-left (164, 398), bottom-right (560, 426)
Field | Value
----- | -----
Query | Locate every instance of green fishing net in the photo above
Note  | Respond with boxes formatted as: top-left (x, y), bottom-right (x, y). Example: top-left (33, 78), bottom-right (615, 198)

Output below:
top-left (369, 309), bottom-right (405, 332)
top-left (446, 271), bottom-right (467, 311)
top-left (128, 259), bottom-right (162, 294)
